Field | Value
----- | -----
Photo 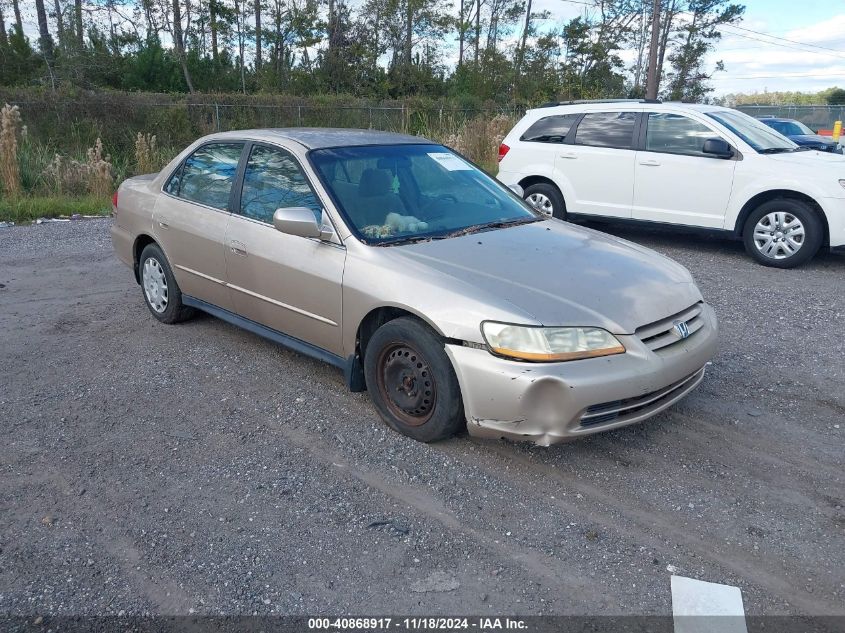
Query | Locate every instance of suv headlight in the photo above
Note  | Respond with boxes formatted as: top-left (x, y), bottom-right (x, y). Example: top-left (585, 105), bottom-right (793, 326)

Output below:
top-left (481, 321), bottom-right (625, 362)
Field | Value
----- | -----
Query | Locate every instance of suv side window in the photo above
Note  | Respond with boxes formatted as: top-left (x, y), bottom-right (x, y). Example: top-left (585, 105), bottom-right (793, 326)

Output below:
top-left (239, 144), bottom-right (322, 224)
top-left (574, 112), bottom-right (637, 149)
top-left (171, 143), bottom-right (244, 210)
top-left (645, 113), bottom-right (715, 157)
top-left (520, 114), bottom-right (581, 143)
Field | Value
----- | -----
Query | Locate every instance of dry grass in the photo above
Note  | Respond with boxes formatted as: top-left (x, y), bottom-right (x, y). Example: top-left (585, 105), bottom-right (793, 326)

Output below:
top-left (134, 132), bottom-right (157, 174)
top-left (0, 103), bottom-right (23, 197)
top-left (42, 138), bottom-right (114, 197)
top-left (436, 113), bottom-right (517, 172)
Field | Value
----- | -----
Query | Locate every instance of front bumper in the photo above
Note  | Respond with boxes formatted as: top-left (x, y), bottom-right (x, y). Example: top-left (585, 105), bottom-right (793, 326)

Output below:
top-left (445, 304), bottom-right (718, 446)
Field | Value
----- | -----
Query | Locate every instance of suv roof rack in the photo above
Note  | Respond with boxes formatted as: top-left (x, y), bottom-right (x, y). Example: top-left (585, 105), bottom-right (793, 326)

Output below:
top-left (536, 98), bottom-right (662, 108)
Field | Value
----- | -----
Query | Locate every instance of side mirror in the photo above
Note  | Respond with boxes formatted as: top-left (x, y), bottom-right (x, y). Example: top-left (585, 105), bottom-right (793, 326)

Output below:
top-left (702, 138), bottom-right (734, 159)
top-left (273, 207), bottom-right (333, 240)
top-left (507, 183), bottom-right (524, 197)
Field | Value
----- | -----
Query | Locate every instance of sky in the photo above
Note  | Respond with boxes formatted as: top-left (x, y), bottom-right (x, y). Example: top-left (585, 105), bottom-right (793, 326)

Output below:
top-left (537, 0), bottom-right (845, 97)
top-left (15, 0), bottom-right (845, 97)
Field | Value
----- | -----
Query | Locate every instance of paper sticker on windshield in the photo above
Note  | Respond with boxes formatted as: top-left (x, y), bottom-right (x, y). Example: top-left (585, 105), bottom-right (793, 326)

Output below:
top-left (427, 152), bottom-right (472, 171)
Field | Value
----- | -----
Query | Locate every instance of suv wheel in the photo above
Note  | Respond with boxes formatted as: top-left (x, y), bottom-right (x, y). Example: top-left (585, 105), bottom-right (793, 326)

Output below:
top-left (742, 199), bottom-right (823, 268)
top-left (523, 182), bottom-right (566, 220)
top-left (364, 317), bottom-right (464, 442)
top-left (139, 243), bottom-right (195, 323)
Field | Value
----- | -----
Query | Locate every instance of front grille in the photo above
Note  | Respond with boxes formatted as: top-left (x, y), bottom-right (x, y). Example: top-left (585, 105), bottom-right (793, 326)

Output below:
top-left (636, 302), bottom-right (704, 352)
top-left (580, 369), bottom-right (703, 427)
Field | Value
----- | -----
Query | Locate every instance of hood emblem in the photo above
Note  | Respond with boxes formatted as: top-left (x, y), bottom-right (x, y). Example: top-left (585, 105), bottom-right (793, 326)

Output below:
top-left (673, 320), bottom-right (691, 339)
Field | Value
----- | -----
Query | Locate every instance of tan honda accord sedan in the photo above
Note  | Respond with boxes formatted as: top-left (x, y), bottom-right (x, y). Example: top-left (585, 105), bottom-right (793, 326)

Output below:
top-left (111, 128), bottom-right (718, 446)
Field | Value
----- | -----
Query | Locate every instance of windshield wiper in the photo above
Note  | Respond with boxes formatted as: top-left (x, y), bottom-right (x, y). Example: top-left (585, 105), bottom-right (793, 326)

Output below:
top-left (375, 217), bottom-right (540, 246)
top-left (439, 216), bottom-right (541, 239)
top-left (758, 147), bottom-right (796, 154)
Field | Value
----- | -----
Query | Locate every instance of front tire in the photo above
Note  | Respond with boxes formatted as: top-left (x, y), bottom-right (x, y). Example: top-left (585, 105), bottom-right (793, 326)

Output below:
top-left (523, 182), bottom-right (566, 220)
top-left (139, 243), bottom-right (195, 324)
top-left (364, 317), bottom-right (464, 443)
top-left (742, 198), bottom-right (823, 268)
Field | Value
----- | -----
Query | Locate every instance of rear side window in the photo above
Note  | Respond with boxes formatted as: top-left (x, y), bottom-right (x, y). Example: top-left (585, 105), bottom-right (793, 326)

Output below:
top-left (645, 113), bottom-right (715, 156)
top-left (520, 114), bottom-right (581, 143)
top-left (574, 112), bottom-right (637, 149)
top-left (239, 144), bottom-right (321, 223)
top-left (168, 143), bottom-right (244, 210)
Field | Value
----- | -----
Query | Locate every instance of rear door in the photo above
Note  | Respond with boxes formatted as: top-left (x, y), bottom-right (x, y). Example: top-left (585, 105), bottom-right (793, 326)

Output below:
top-left (632, 112), bottom-right (736, 228)
top-left (153, 142), bottom-right (244, 310)
top-left (561, 111), bottom-right (639, 218)
top-left (224, 142), bottom-right (345, 356)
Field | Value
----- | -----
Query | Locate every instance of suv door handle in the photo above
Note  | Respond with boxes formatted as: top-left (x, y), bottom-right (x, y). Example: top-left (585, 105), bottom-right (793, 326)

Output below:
top-left (229, 240), bottom-right (247, 256)
top-left (559, 152), bottom-right (578, 159)
top-left (639, 159), bottom-right (661, 167)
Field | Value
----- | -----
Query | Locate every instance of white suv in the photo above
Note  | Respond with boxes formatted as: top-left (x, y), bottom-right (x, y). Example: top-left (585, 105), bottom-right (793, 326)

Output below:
top-left (496, 100), bottom-right (845, 268)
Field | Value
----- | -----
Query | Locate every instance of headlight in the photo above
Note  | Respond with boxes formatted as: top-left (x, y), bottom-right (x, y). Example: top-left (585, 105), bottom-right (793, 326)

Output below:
top-left (839, 179), bottom-right (845, 188)
top-left (481, 321), bottom-right (625, 362)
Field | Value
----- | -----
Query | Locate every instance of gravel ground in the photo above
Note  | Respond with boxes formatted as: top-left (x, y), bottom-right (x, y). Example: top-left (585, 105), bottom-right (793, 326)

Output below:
top-left (0, 218), bottom-right (843, 619)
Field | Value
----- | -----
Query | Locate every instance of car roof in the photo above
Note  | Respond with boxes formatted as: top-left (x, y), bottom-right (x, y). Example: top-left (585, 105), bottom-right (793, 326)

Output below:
top-left (757, 117), bottom-right (794, 123)
top-left (201, 128), bottom-right (435, 149)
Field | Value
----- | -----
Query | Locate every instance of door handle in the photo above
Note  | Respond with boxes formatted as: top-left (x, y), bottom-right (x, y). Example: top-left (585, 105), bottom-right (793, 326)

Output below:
top-left (229, 240), bottom-right (247, 256)
top-left (157, 218), bottom-right (170, 229)
top-left (559, 152), bottom-right (578, 159)
top-left (639, 159), bottom-right (661, 167)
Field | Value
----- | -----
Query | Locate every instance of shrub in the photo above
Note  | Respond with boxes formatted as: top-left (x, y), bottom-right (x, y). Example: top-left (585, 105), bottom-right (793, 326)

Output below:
top-left (0, 103), bottom-right (23, 197)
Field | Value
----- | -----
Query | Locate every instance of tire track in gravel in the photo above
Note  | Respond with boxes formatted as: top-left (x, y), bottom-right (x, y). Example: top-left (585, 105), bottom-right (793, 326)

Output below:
top-left (31, 470), bottom-right (198, 613)
top-left (265, 425), bottom-right (613, 612)
top-left (437, 439), bottom-right (843, 616)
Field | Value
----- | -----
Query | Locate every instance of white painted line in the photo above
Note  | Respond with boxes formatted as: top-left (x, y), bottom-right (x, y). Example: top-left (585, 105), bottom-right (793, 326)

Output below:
top-left (671, 575), bottom-right (748, 633)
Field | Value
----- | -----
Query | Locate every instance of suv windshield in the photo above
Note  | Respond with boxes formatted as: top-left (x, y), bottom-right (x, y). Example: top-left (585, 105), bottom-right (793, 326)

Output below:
top-left (310, 144), bottom-right (539, 244)
top-left (708, 110), bottom-right (798, 153)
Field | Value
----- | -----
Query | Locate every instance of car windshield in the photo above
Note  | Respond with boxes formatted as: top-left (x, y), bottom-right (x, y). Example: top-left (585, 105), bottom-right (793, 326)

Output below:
top-left (767, 119), bottom-right (815, 136)
top-left (708, 110), bottom-right (799, 153)
top-left (309, 143), bottom-right (539, 244)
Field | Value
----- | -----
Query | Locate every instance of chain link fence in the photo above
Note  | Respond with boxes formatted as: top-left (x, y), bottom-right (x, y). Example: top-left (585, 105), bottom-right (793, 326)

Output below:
top-left (735, 105), bottom-right (845, 131)
top-left (2, 93), bottom-right (524, 157)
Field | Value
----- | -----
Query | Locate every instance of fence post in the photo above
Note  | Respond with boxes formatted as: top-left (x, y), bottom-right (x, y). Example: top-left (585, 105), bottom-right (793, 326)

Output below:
top-left (298, 105), bottom-right (302, 127)
top-left (214, 104), bottom-right (221, 132)
top-left (369, 107), bottom-right (373, 129)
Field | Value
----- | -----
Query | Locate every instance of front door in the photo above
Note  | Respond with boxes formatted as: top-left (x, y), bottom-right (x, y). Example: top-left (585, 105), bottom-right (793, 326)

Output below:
top-left (153, 142), bottom-right (244, 310)
top-left (632, 112), bottom-right (736, 229)
top-left (224, 143), bottom-right (345, 356)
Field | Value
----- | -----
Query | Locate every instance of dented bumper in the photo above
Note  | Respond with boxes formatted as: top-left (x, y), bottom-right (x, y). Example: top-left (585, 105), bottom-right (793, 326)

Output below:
top-left (445, 304), bottom-right (718, 446)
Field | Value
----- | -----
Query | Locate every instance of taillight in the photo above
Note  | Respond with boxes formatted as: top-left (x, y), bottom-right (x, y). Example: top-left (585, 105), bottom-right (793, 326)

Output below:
top-left (497, 143), bottom-right (510, 163)
top-left (112, 190), bottom-right (118, 216)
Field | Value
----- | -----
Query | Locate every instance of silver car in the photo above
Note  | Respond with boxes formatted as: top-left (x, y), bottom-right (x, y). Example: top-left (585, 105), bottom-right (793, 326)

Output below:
top-left (111, 129), bottom-right (718, 446)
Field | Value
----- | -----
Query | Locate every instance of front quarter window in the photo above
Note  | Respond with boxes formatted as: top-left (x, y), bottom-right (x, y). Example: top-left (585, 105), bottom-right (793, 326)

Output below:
top-left (309, 144), bottom-right (538, 244)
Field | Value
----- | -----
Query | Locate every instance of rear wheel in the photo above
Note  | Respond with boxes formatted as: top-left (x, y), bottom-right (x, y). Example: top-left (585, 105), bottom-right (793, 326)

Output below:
top-left (364, 317), bottom-right (464, 442)
top-left (742, 198), bottom-right (823, 268)
top-left (523, 182), bottom-right (566, 220)
top-left (139, 243), bottom-right (195, 324)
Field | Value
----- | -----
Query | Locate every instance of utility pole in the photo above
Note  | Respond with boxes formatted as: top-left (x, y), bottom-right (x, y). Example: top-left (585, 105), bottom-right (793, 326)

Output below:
top-left (645, 0), bottom-right (660, 100)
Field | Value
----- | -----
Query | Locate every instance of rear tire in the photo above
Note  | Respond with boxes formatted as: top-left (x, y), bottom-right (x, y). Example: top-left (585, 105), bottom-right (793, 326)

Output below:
top-left (364, 317), bottom-right (464, 443)
top-left (523, 182), bottom-right (566, 220)
top-left (742, 198), bottom-right (823, 268)
top-left (139, 243), bottom-right (195, 324)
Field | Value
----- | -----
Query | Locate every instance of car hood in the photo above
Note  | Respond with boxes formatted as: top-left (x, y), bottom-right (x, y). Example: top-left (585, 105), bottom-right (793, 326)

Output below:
top-left (390, 220), bottom-right (702, 334)
top-left (767, 149), bottom-right (845, 165)
top-left (791, 134), bottom-right (836, 146)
